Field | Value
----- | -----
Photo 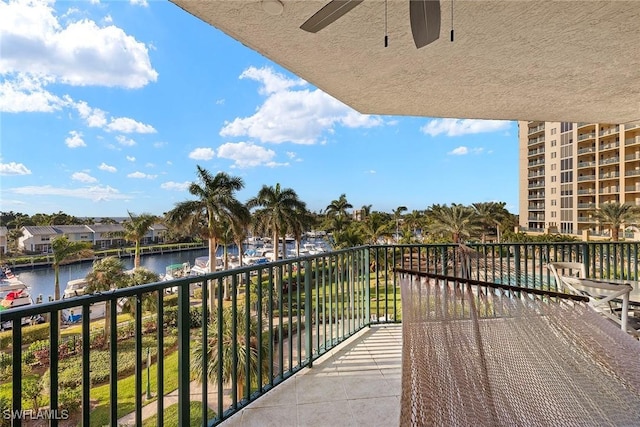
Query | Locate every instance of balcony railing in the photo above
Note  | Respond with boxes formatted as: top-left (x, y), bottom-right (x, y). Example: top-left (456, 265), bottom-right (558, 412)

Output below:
top-left (4, 243), bottom-right (640, 426)
top-left (577, 175), bottom-right (596, 182)
top-left (598, 142), bottom-right (620, 151)
top-left (625, 136), bottom-right (640, 146)
top-left (528, 125), bottom-right (545, 135)
top-left (578, 132), bottom-right (596, 141)
top-left (599, 126), bottom-right (620, 137)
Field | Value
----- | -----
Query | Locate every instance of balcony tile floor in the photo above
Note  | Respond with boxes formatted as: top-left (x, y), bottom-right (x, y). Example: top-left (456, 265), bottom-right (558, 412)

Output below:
top-left (219, 324), bottom-right (403, 427)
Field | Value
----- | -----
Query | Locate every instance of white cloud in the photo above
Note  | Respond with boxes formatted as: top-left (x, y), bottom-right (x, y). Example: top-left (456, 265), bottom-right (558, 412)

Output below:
top-left (98, 162), bottom-right (117, 173)
top-left (107, 117), bottom-right (156, 134)
top-left (65, 130), bottom-right (86, 148)
top-left (215, 99), bottom-right (225, 105)
top-left (421, 119), bottom-right (511, 137)
top-left (0, 161), bottom-right (31, 175)
top-left (9, 184), bottom-right (129, 202)
top-left (161, 181), bottom-right (191, 191)
top-left (74, 100), bottom-right (107, 128)
top-left (217, 141), bottom-right (287, 168)
top-left (71, 171), bottom-right (97, 183)
top-left (127, 171), bottom-right (157, 179)
top-left (366, 170), bottom-right (377, 174)
top-left (448, 146), bottom-right (484, 155)
top-left (116, 135), bottom-right (136, 146)
top-left (189, 147), bottom-right (216, 161)
top-left (220, 66), bottom-right (383, 144)
top-left (239, 66), bottom-right (306, 95)
top-left (0, 73), bottom-right (66, 113)
top-left (0, 0), bottom-right (158, 89)
top-left (126, 156), bottom-right (136, 162)
top-left (130, 0), bottom-right (148, 7)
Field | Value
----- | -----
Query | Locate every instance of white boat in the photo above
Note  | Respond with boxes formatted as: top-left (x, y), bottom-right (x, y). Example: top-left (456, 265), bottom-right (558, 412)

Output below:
top-left (163, 262), bottom-right (191, 281)
top-left (0, 278), bottom-right (44, 330)
top-left (64, 277), bottom-right (88, 298)
top-left (190, 256), bottom-right (223, 275)
top-left (62, 278), bottom-right (121, 323)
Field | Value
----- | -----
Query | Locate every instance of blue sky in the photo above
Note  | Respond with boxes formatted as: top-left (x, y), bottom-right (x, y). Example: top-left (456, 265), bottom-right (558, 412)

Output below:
top-left (0, 0), bottom-right (519, 218)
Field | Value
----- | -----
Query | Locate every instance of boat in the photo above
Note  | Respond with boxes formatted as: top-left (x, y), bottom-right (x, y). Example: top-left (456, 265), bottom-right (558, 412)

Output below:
top-left (0, 278), bottom-right (44, 330)
top-left (163, 262), bottom-right (191, 281)
top-left (64, 277), bottom-right (88, 298)
top-left (190, 256), bottom-right (223, 275)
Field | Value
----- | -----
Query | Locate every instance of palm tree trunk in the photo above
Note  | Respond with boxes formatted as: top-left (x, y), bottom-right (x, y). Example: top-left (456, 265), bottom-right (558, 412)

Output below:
top-left (135, 240), bottom-right (141, 269)
top-left (209, 237), bottom-right (218, 320)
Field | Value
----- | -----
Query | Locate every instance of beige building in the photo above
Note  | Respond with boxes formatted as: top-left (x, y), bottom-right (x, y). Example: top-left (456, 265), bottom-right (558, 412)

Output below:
top-left (519, 121), bottom-right (640, 239)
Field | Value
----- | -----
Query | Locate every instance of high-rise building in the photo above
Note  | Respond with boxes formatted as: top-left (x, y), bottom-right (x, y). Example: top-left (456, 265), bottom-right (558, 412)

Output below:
top-left (519, 121), bottom-right (640, 238)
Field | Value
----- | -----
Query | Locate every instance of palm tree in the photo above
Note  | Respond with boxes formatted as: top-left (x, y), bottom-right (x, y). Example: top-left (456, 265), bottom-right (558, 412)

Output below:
top-left (229, 207), bottom-right (251, 268)
top-left (290, 207), bottom-right (313, 257)
top-left (472, 202), bottom-right (509, 243)
top-left (360, 212), bottom-right (392, 244)
top-left (191, 304), bottom-right (269, 401)
top-left (122, 211), bottom-right (157, 269)
top-left (404, 210), bottom-right (425, 240)
top-left (122, 267), bottom-right (161, 314)
top-left (591, 202), bottom-right (640, 241)
top-left (393, 206), bottom-right (407, 242)
top-left (247, 183), bottom-right (306, 262)
top-left (426, 203), bottom-right (482, 243)
top-left (85, 257), bottom-right (130, 343)
top-left (325, 194), bottom-right (353, 221)
top-left (166, 166), bottom-right (246, 309)
top-left (332, 224), bottom-right (366, 249)
top-left (51, 236), bottom-right (93, 301)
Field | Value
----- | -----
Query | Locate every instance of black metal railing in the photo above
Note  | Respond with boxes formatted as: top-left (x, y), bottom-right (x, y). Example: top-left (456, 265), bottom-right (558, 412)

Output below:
top-left (2, 242), bottom-right (640, 425)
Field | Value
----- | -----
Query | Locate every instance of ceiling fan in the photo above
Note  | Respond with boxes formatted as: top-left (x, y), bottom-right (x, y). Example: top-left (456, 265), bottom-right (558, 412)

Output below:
top-left (300, 0), bottom-right (441, 48)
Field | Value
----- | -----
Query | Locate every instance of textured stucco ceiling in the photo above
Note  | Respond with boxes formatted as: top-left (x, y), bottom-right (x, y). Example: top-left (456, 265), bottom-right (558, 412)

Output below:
top-left (170, 0), bottom-right (640, 124)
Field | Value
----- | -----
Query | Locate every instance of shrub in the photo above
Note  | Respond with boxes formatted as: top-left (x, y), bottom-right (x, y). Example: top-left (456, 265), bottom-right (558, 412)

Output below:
top-left (59, 386), bottom-right (81, 414)
top-left (0, 352), bottom-right (11, 370)
top-left (0, 323), bottom-right (50, 348)
top-left (189, 306), bottom-right (203, 329)
top-left (163, 306), bottom-right (178, 328)
top-left (23, 378), bottom-right (43, 412)
top-left (0, 396), bottom-right (10, 427)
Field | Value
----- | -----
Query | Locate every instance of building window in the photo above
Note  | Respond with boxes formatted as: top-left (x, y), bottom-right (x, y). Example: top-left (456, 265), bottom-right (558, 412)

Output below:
top-left (551, 140), bottom-right (557, 147)
top-left (551, 176), bottom-right (557, 182)
top-left (551, 152), bottom-right (557, 159)
top-left (551, 128), bottom-right (557, 135)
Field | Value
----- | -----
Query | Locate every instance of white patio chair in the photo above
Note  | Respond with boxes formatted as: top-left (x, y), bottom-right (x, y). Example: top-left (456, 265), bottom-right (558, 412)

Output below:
top-left (547, 262), bottom-right (632, 332)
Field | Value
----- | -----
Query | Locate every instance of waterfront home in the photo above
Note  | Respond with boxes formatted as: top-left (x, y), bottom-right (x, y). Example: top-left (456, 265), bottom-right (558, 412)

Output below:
top-left (16, 223), bottom-right (168, 253)
top-left (0, 226), bottom-right (7, 254)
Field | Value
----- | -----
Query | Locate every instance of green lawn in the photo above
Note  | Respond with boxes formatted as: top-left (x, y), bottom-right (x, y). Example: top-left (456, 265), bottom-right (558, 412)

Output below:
top-left (90, 348), bottom-right (181, 426)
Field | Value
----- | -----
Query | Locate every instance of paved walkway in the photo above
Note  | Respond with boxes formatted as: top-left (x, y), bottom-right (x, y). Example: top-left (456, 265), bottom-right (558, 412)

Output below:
top-left (117, 324), bottom-right (402, 426)
top-left (219, 325), bottom-right (402, 427)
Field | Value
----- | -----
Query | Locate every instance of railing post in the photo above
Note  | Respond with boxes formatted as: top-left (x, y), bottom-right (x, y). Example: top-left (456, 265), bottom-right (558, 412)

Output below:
top-left (581, 243), bottom-right (590, 277)
top-left (365, 247), bottom-right (371, 327)
top-left (514, 246), bottom-right (521, 287)
top-left (305, 259), bottom-right (313, 368)
top-left (177, 282), bottom-right (191, 426)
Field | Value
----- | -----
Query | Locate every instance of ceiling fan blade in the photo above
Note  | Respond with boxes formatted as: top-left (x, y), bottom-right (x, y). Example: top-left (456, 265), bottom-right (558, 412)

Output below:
top-left (409, 0), bottom-right (441, 48)
top-left (300, 0), bottom-right (364, 33)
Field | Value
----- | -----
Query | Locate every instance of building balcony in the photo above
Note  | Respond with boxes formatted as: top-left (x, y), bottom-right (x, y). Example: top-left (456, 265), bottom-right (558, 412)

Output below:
top-left (577, 161), bottom-right (596, 169)
top-left (528, 160), bottom-right (545, 167)
top-left (599, 142), bottom-right (620, 152)
top-left (599, 126), bottom-right (620, 137)
top-left (624, 185), bottom-right (640, 192)
top-left (577, 188), bottom-right (596, 195)
top-left (625, 123), bottom-right (640, 131)
top-left (577, 122), bottom-right (592, 129)
top-left (577, 203), bottom-right (596, 209)
top-left (528, 182), bottom-right (545, 189)
top-left (4, 244), bottom-right (640, 427)
top-left (578, 132), bottom-right (596, 141)
top-left (577, 175), bottom-right (596, 182)
top-left (528, 193), bottom-right (545, 200)
top-left (528, 171), bottom-right (545, 178)
top-left (599, 171), bottom-right (620, 179)
top-left (625, 152), bottom-right (640, 161)
top-left (625, 169), bottom-right (640, 177)
top-left (599, 157), bottom-right (620, 166)
top-left (577, 146), bottom-right (596, 155)
top-left (527, 124), bottom-right (545, 135)
top-left (599, 187), bottom-right (620, 194)
top-left (625, 136), bottom-right (640, 146)
top-left (528, 148), bottom-right (545, 156)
